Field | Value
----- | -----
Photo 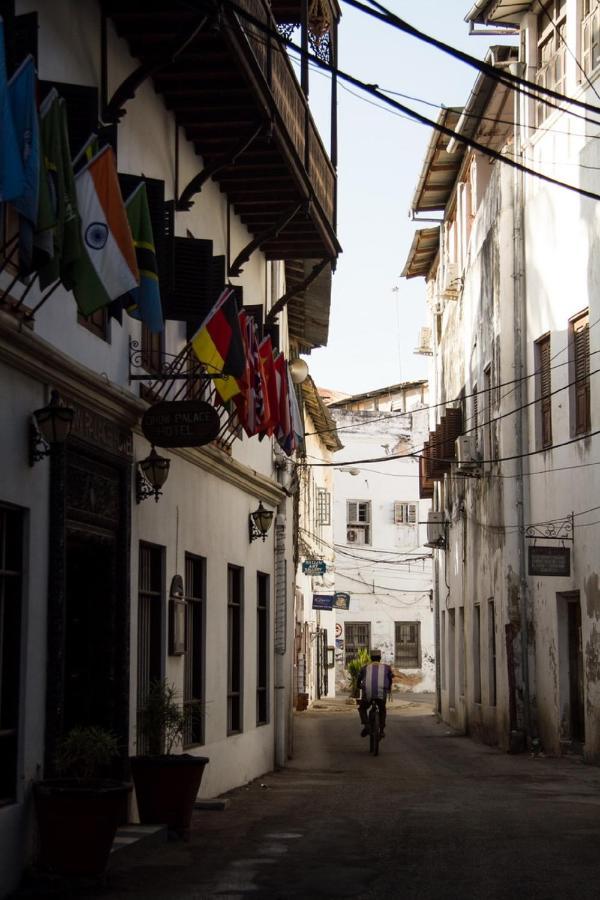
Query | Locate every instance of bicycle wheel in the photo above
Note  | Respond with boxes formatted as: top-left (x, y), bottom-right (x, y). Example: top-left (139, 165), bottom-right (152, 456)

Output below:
top-left (372, 705), bottom-right (380, 757)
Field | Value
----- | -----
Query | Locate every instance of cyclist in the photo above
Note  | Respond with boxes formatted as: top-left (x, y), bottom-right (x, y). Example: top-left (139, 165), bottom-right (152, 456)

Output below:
top-left (357, 648), bottom-right (393, 738)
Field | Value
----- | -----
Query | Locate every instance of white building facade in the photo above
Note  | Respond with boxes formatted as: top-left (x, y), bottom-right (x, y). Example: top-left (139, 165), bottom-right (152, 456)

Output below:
top-left (328, 383), bottom-right (435, 695)
top-left (404, 2), bottom-right (600, 761)
top-left (0, 0), bottom-right (341, 893)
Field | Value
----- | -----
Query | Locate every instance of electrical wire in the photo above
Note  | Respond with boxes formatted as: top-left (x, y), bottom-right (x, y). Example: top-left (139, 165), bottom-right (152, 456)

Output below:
top-left (225, 3), bottom-right (600, 202)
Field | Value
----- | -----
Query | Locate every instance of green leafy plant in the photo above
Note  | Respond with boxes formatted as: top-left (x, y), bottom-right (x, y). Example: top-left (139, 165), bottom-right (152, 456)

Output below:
top-left (346, 648), bottom-right (371, 696)
top-left (54, 726), bottom-right (119, 781)
top-left (138, 680), bottom-right (191, 756)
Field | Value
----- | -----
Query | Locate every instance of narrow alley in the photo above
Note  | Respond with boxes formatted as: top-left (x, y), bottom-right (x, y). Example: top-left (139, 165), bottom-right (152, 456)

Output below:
top-left (20, 697), bottom-right (600, 900)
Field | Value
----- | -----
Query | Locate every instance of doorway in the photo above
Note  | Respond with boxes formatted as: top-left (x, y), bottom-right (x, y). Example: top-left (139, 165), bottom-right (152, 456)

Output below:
top-left (64, 532), bottom-right (118, 732)
top-left (558, 592), bottom-right (585, 746)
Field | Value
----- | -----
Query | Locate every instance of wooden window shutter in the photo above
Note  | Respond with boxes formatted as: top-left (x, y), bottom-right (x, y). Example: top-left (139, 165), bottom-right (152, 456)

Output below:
top-left (243, 305), bottom-right (264, 339)
top-left (264, 322), bottom-right (280, 352)
top-left (574, 313), bottom-right (590, 434)
top-left (408, 503), bottom-right (417, 524)
top-left (394, 502), bottom-right (405, 524)
top-left (473, 385), bottom-right (479, 432)
top-left (39, 81), bottom-right (99, 159)
top-left (538, 335), bottom-right (552, 447)
top-left (163, 237), bottom-right (213, 321)
top-left (347, 501), bottom-right (358, 523)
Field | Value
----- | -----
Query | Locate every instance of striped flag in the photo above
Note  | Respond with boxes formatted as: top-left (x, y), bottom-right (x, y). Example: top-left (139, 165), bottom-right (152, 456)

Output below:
top-left (191, 289), bottom-right (245, 402)
top-left (122, 182), bottom-right (163, 333)
top-left (71, 146), bottom-right (139, 316)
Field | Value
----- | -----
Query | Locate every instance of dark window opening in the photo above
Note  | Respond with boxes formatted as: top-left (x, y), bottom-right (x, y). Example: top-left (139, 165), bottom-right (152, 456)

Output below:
top-left (137, 543), bottom-right (164, 754)
top-left (395, 621), bottom-right (421, 668)
top-left (0, 505), bottom-right (23, 805)
top-left (184, 554), bottom-right (205, 747)
top-left (227, 565), bottom-right (244, 734)
top-left (257, 572), bottom-right (269, 726)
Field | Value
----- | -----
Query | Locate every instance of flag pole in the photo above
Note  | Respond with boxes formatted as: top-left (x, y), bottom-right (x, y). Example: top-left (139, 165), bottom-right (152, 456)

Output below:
top-left (24, 280), bottom-right (61, 319)
top-left (0, 233), bottom-right (19, 258)
top-left (12, 272), bottom-right (39, 310)
top-left (0, 242), bottom-right (19, 278)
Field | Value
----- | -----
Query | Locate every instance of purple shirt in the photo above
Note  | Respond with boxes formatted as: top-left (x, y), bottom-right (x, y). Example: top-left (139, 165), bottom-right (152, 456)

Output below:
top-left (359, 662), bottom-right (393, 701)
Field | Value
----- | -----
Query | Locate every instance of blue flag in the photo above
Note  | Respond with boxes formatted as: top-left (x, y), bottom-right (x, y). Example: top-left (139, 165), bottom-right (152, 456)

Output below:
top-left (9, 55), bottom-right (39, 274)
top-left (123, 183), bottom-right (163, 333)
top-left (8, 55), bottom-right (39, 223)
top-left (0, 18), bottom-right (25, 202)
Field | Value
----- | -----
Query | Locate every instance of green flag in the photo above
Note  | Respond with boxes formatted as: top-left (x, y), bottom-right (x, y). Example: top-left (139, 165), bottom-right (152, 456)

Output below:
top-left (36, 90), bottom-right (82, 290)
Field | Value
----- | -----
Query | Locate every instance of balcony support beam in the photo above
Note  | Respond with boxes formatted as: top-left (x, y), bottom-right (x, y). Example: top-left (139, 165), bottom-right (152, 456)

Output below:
top-left (266, 257), bottom-right (330, 324)
top-left (176, 122), bottom-right (266, 211)
top-left (228, 202), bottom-right (306, 277)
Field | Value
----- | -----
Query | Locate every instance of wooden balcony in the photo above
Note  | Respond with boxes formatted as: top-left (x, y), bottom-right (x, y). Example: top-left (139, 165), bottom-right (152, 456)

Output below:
top-left (104, 0), bottom-right (340, 264)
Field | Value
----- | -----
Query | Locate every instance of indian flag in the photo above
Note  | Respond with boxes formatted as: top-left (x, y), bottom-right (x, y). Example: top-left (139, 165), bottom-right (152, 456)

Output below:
top-left (71, 146), bottom-right (139, 316)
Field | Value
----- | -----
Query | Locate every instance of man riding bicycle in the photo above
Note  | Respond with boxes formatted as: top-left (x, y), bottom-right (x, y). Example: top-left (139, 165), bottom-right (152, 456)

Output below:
top-left (357, 648), bottom-right (393, 738)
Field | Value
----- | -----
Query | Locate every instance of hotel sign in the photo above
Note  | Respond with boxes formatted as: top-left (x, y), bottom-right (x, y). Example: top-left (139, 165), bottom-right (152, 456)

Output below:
top-left (142, 400), bottom-right (220, 448)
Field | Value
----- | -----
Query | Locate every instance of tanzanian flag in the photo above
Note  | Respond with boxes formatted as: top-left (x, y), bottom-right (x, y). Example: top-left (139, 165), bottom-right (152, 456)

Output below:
top-left (122, 182), bottom-right (163, 333)
top-left (191, 288), bottom-right (245, 402)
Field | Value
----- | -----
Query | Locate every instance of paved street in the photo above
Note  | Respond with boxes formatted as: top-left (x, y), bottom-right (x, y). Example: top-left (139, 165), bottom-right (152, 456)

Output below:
top-left (21, 696), bottom-right (600, 899)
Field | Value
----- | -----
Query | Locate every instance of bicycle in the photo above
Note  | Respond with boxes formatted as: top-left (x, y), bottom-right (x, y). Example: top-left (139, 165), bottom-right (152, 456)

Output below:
top-left (367, 698), bottom-right (384, 756)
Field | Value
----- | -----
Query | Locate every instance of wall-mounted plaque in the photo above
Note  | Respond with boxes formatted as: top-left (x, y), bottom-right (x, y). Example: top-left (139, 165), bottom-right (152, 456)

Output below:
top-left (528, 546), bottom-right (570, 577)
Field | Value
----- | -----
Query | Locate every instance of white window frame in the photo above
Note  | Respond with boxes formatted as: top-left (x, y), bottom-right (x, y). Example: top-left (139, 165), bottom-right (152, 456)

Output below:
top-left (394, 501), bottom-right (417, 525)
top-left (346, 500), bottom-right (371, 545)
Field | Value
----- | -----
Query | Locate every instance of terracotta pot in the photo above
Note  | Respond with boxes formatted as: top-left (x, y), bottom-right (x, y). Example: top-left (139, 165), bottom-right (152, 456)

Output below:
top-left (34, 779), bottom-right (131, 876)
top-left (130, 754), bottom-right (209, 836)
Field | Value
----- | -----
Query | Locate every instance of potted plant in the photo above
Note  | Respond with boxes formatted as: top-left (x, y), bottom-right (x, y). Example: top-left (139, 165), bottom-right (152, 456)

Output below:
top-left (130, 680), bottom-right (209, 838)
top-left (34, 726), bottom-right (131, 876)
top-left (347, 648), bottom-right (371, 699)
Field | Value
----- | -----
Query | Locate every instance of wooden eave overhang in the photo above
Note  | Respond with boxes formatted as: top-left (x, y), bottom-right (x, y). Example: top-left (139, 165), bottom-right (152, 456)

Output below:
top-left (465, 0), bottom-right (530, 27)
top-left (286, 258), bottom-right (332, 352)
top-left (409, 108), bottom-right (465, 214)
top-left (104, 0), bottom-right (341, 263)
top-left (302, 376), bottom-right (343, 452)
top-left (401, 227), bottom-right (440, 280)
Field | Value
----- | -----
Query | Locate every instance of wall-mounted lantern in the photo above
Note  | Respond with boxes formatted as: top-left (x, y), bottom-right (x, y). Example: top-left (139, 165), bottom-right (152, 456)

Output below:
top-left (249, 501), bottom-right (274, 543)
top-left (136, 446), bottom-right (170, 503)
top-left (29, 389), bottom-right (74, 466)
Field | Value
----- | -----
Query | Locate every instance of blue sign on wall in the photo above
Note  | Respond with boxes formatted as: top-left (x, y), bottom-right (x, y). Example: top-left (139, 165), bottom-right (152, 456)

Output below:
top-left (312, 594), bottom-right (334, 610)
top-left (302, 559), bottom-right (327, 575)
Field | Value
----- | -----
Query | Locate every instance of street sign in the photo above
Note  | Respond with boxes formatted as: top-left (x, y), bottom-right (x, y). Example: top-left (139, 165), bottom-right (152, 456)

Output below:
top-left (332, 592), bottom-right (351, 610)
top-left (312, 594), bottom-right (334, 610)
top-left (528, 545), bottom-right (570, 577)
top-left (141, 400), bottom-right (220, 448)
top-left (302, 559), bottom-right (327, 575)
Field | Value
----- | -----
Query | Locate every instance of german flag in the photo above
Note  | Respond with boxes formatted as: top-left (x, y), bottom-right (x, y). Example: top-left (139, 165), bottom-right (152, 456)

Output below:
top-left (191, 289), bottom-right (245, 402)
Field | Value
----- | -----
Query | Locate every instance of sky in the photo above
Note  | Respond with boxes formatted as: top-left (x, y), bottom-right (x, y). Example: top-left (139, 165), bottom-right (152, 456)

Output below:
top-left (295, 0), bottom-right (515, 396)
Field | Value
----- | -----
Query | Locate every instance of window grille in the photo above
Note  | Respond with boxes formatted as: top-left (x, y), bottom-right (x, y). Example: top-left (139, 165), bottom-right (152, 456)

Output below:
top-left (137, 543), bottom-right (164, 754)
top-left (316, 488), bottom-right (331, 526)
top-left (257, 573), bottom-right (269, 726)
top-left (344, 622), bottom-right (370, 667)
top-left (0, 506), bottom-right (23, 804)
top-left (394, 501), bottom-right (417, 525)
top-left (395, 622), bottom-right (421, 669)
top-left (227, 565), bottom-right (244, 734)
top-left (183, 554), bottom-right (205, 747)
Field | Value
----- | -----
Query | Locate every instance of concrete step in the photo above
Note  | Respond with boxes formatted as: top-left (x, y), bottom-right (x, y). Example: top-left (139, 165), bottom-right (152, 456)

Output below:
top-left (109, 824), bottom-right (168, 866)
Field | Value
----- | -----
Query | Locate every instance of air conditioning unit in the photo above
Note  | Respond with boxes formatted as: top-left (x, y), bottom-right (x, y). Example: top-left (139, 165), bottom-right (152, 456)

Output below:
top-left (347, 529), bottom-right (357, 543)
top-left (425, 511), bottom-right (446, 549)
top-left (455, 435), bottom-right (481, 473)
top-left (442, 262), bottom-right (462, 299)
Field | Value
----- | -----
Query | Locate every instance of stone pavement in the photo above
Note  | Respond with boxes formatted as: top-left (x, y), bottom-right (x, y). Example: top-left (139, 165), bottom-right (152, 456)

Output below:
top-left (15, 693), bottom-right (600, 899)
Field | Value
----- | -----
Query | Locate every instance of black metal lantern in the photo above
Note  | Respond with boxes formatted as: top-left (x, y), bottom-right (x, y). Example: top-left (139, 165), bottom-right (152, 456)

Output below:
top-left (249, 501), bottom-right (274, 543)
top-left (136, 446), bottom-right (170, 503)
top-left (29, 390), bottom-right (75, 465)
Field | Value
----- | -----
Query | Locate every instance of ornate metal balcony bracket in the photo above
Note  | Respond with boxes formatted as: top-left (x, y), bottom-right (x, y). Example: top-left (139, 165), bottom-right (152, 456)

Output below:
top-left (176, 122), bottom-right (265, 211)
top-left (102, 14), bottom-right (211, 123)
top-left (266, 256), bottom-right (330, 324)
top-left (128, 338), bottom-right (220, 384)
top-left (524, 513), bottom-right (574, 543)
top-left (228, 202), bottom-right (306, 278)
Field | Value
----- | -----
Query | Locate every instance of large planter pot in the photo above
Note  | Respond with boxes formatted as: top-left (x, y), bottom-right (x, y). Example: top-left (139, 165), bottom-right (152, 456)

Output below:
top-left (130, 754), bottom-right (209, 836)
top-left (34, 779), bottom-right (131, 876)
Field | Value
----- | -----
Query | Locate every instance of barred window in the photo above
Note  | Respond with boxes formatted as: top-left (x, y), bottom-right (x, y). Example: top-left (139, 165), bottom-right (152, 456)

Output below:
top-left (316, 489), bottom-right (331, 526)
top-left (344, 622), bottom-right (370, 667)
top-left (395, 622), bottom-right (421, 669)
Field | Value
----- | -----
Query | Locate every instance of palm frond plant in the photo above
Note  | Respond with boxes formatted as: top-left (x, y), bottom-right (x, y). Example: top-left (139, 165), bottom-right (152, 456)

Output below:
top-left (347, 648), bottom-right (371, 697)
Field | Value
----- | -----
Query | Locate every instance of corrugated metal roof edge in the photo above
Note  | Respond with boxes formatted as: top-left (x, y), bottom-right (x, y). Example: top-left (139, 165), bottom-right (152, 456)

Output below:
top-left (327, 379), bottom-right (428, 408)
top-left (302, 376), bottom-right (343, 452)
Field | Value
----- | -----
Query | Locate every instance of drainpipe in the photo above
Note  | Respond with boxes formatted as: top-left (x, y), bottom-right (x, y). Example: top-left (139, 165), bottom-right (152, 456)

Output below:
top-left (274, 510), bottom-right (288, 768)
top-left (511, 60), bottom-right (532, 741)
